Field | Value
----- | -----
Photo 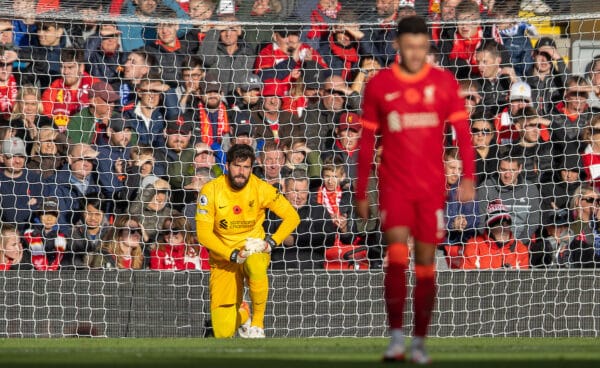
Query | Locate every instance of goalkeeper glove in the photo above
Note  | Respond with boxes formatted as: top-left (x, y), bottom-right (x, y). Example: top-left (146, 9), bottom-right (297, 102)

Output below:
top-left (230, 249), bottom-right (248, 264)
top-left (244, 236), bottom-right (275, 255)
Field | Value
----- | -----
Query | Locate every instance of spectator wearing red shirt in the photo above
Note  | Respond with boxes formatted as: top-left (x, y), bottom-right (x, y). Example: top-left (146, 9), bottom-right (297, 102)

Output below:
top-left (254, 24), bottom-right (327, 98)
top-left (462, 200), bottom-right (530, 269)
top-left (304, 0), bottom-right (342, 49)
top-left (0, 47), bottom-right (18, 119)
top-left (439, 0), bottom-right (502, 79)
top-left (581, 115), bottom-right (600, 192)
top-left (151, 216), bottom-right (190, 270)
top-left (41, 48), bottom-right (96, 131)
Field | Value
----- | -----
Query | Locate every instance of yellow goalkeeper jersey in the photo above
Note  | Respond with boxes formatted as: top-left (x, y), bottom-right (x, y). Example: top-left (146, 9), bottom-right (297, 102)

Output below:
top-left (195, 174), bottom-right (300, 263)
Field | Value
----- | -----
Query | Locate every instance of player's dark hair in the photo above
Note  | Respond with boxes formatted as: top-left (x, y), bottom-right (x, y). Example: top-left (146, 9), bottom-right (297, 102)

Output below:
top-left (396, 16), bottom-right (428, 36)
top-left (227, 144), bottom-right (256, 166)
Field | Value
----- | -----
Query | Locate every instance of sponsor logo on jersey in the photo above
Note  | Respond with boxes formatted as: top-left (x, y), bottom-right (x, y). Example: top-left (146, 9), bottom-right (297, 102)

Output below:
top-left (219, 219), bottom-right (228, 229)
top-left (384, 91), bottom-right (401, 102)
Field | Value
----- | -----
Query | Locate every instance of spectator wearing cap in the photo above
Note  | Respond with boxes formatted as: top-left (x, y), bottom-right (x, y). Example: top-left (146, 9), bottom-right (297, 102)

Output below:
top-left (230, 72), bottom-right (262, 113)
top-left (318, 9), bottom-right (363, 83)
top-left (41, 48), bottom-right (97, 131)
top-left (123, 76), bottom-right (173, 148)
top-left (95, 117), bottom-right (135, 206)
top-left (0, 136), bottom-right (43, 231)
top-left (177, 55), bottom-right (205, 112)
top-left (477, 150), bottom-right (541, 244)
top-left (360, 0), bottom-right (400, 67)
top-left (23, 196), bottom-right (68, 271)
top-left (301, 75), bottom-right (360, 152)
top-left (43, 143), bottom-right (102, 228)
top-left (525, 36), bottom-right (568, 116)
top-left (154, 116), bottom-right (196, 206)
top-left (192, 73), bottom-right (229, 166)
top-left (493, 80), bottom-right (544, 144)
top-left (18, 19), bottom-right (68, 88)
top-left (26, 125), bottom-right (68, 181)
top-left (0, 46), bottom-right (19, 119)
top-left (507, 107), bottom-right (553, 185)
top-left (198, 15), bottom-right (256, 97)
top-left (63, 195), bottom-right (110, 269)
top-left (462, 200), bottom-right (530, 270)
top-left (222, 115), bottom-right (258, 153)
top-left (550, 75), bottom-right (594, 155)
top-left (191, 142), bottom-right (222, 177)
top-left (254, 23), bottom-right (327, 99)
top-left (143, 9), bottom-right (191, 89)
top-left (85, 23), bottom-right (127, 90)
top-left (540, 148), bottom-right (584, 212)
top-left (321, 112), bottom-right (361, 183)
top-left (67, 80), bottom-right (121, 146)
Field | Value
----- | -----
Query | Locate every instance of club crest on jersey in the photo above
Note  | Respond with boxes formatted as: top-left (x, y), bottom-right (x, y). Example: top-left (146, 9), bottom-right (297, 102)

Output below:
top-left (199, 195), bottom-right (208, 206)
top-left (424, 85), bottom-right (435, 105)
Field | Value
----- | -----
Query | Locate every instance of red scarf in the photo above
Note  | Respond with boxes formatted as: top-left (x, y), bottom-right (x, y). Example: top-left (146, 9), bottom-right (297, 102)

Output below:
top-left (328, 35), bottom-right (359, 81)
top-left (0, 74), bottom-right (17, 116)
top-left (449, 27), bottom-right (483, 69)
top-left (555, 101), bottom-right (581, 122)
top-left (308, 2), bottom-right (341, 40)
top-left (317, 185), bottom-right (342, 217)
top-left (197, 102), bottom-right (229, 146)
top-left (0, 261), bottom-right (11, 270)
top-left (156, 39), bottom-right (182, 53)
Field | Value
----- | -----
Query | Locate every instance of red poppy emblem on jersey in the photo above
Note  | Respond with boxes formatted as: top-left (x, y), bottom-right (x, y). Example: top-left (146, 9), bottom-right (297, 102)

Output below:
top-left (233, 205), bottom-right (242, 214)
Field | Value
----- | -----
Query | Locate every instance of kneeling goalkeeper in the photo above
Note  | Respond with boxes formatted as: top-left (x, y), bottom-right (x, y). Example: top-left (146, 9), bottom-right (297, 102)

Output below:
top-left (196, 144), bottom-right (300, 338)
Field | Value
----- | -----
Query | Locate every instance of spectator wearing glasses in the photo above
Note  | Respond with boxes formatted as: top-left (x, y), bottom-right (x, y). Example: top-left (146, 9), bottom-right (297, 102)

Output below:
top-left (566, 183), bottom-right (598, 268)
top-left (176, 55), bottom-right (205, 112)
top-left (477, 150), bottom-right (541, 244)
top-left (0, 137), bottom-right (43, 232)
top-left (93, 214), bottom-right (145, 269)
top-left (462, 200), bottom-right (530, 270)
top-left (129, 175), bottom-right (174, 243)
top-left (470, 115), bottom-right (498, 186)
top-left (43, 143), bottom-right (101, 228)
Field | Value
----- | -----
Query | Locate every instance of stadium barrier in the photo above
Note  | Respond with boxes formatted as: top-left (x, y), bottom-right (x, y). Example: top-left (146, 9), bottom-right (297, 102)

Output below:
top-left (1, 270), bottom-right (599, 338)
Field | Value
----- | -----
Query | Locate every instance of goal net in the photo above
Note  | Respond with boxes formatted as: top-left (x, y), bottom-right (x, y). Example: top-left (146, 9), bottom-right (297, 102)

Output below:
top-left (0, 0), bottom-right (599, 338)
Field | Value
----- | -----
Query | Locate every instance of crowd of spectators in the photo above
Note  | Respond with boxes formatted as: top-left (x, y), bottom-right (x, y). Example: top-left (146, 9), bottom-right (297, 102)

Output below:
top-left (0, 0), bottom-right (597, 271)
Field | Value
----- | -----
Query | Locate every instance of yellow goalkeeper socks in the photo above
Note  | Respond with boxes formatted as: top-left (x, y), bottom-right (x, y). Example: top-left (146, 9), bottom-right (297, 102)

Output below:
top-left (248, 277), bottom-right (269, 329)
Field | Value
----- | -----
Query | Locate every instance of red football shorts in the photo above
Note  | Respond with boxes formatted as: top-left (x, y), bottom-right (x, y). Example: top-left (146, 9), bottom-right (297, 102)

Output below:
top-left (380, 194), bottom-right (446, 244)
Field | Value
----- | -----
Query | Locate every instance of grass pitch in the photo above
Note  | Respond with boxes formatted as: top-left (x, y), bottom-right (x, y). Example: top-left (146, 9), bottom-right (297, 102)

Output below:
top-left (0, 337), bottom-right (598, 367)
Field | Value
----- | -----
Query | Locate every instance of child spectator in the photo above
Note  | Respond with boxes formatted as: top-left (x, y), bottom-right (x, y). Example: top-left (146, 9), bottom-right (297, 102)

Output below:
top-left (493, 0), bottom-right (536, 77)
top-left (0, 223), bottom-right (32, 270)
top-left (304, 0), bottom-right (342, 48)
top-left (150, 216), bottom-right (193, 270)
top-left (23, 197), bottom-right (67, 271)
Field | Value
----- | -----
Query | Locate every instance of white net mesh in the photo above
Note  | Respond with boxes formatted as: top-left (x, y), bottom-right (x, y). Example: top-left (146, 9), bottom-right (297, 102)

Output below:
top-left (0, 0), bottom-right (599, 338)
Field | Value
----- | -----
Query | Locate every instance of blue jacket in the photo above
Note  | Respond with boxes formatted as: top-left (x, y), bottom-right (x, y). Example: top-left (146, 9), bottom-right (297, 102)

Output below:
top-left (0, 169), bottom-right (43, 230)
top-left (499, 23), bottom-right (535, 77)
top-left (43, 169), bottom-right (101, 227)
top-left (445, 183), bottom-right (479, 245)
top-left (96, 144), bottom-right (131, 198)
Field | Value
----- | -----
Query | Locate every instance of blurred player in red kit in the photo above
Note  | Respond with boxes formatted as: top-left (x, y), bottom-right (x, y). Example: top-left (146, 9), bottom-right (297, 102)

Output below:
top-left (356, 16), bottom-right (475, 364)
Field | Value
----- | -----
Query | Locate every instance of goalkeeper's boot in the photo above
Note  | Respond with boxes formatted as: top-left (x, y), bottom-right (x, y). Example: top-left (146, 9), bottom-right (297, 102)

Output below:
top-left (410, 337), bottom-right (431, 365)
top-left (382, 337), bottom-right (406, 363)
top-left (237, 302), bottom-right (252, 338)
top-left (247, 326), bottom-right (265, 339)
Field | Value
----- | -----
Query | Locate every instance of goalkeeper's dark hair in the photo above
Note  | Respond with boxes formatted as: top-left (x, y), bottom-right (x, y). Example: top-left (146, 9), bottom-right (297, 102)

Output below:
top-left (396, 16), bottom-right (429, 36)
top-left (227, 144), bottom-right (256, 166)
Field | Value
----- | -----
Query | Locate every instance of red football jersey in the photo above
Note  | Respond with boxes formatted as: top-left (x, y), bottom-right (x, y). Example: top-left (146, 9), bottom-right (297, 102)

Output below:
top-left (357, 63), bottom-right (474, 202)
